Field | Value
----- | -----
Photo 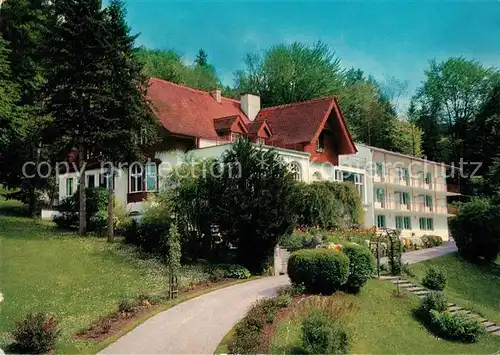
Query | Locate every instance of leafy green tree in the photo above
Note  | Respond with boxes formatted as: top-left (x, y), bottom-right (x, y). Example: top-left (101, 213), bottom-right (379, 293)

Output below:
top-left (414, 57), bottom-right (500, 165)
top-left (135, 47), bottom-right (220, 91)
top-left (208, 139), bottom-right (299, 272)
top-left (235, 41), bottom-right (344, 107)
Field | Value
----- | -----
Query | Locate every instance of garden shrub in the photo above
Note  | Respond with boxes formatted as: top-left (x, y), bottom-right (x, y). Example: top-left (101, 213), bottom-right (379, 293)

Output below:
top-left (429, 310), bottom-right (485, 343)
top-left (418, 292), bottom-right (448, 319)
top-left (287, 249), bottom-right (349, 294)
top-left (449, 197), bottom-right (500, 263)
top-left (209, 268), bottom-right (225, 282)
top-left (229, 295), bottom-right (291, 354)
top-left (421, 235), bottom-right (443, 248)
top-left (342, 243), bottom-right (376, 293)
top-left (301, 310), bottom-right (350, 355)
top-left (422, 266), bottom-right (447, 291)
top-left (12, 312), bottom-right (60, 354)
top-left (211, 264), bottom-right (251, 279)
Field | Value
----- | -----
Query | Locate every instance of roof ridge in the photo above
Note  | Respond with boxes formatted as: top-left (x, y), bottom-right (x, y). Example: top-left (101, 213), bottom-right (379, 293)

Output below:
top-left (260, 96), bottom-right (335, 111)
top-left (149, 77), bottom-right (240, 103)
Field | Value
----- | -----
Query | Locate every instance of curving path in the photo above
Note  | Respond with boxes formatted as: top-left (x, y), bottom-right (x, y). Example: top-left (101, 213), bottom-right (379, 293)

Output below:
top-left (101, 241), bottom-right (457, 354)
top-left (100, 276), bottom-right (290, 354)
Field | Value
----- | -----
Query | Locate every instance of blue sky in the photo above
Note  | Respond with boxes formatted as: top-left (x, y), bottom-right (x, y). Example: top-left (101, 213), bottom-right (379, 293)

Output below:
top-left (123, 0), bottom-right (500, 107)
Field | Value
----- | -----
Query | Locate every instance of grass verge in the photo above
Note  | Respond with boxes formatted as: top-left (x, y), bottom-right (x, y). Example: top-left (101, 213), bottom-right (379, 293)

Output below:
top-left (0, 200), bottom-right (258, 353)
top-left (407, 252), bottom-right (500, 323)
top-left (269, 280), bottom-right (500, 354)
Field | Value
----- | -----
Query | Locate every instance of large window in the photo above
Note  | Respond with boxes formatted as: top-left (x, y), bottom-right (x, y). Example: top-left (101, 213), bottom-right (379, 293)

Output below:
top-left (87, 174), bottom-right (95, 188)
top-left (66, 177), bottom-right (74, 196)
top-left (129, 164), bottom-right (143, 193)
top-left (375, 188), bottom-right (385, 203)
top-left (402, 192), bottom-right (410, 206)
top-left (396, 216), bottom-right (403, 229)
top-left (425, 195), bottom-right (433, 210)
top-left (403, 216), bottom-right (411, 230)
top-left (419, 217), bottom-right (434, 231)
top-left (343, 172), bottom-right (363, 199)
top-left (289, 162), bottom-right (301, 181)
top-left (376, 215), bottom-right (386, 228)
top-left (425, 172), bottom-right (432, 185)
top-left (145, 163), bottom-right (158, 192)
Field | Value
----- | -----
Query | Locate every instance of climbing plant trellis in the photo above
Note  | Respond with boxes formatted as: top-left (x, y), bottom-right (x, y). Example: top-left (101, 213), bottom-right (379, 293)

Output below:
top-left (370, 228), bottom-right (403, 277)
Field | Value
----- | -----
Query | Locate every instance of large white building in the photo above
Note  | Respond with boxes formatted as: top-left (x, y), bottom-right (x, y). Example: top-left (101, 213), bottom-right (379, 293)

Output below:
top-left (55, 79), bottom-right (458, 240)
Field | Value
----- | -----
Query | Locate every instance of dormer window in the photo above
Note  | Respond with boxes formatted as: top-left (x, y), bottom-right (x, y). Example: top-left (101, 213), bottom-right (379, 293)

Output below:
top-left (316, 131), bottom-right (325, 152)
top-left (256, 137), bottom-right (265, 145)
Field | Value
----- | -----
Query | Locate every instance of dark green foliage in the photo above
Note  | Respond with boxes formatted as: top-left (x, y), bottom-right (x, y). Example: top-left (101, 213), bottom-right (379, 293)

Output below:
top-left (235, 41), bottom-right (343, 108)
top-left (387, 230), bottom-right (403, 275)
top-left (422, 267), bottom-right (447, 291)
top-left (418, 292), bottom-right (448, 319)
top-left (287, 249), bottom-right (349, 294)
top-left (294, 181), bottom-right (363, 228)
top-left (53, 187), bottom-right (109, 232)
top-left (342, 243), bottom-right (376, 293)
top-left (229, 296), bottom-right (291, 354)
top-left (211, 264), bottom-right (251, 279)
top-left (301, 310), bottom-right (350, 355)
top-left (175, 140), bottom-right (297, 272)
top-left (12, 312), bottom-right (60, 354)
top-left (429, 310), bottom-right (484, 343)
top-left (449, 198), bottom-right (500, 263)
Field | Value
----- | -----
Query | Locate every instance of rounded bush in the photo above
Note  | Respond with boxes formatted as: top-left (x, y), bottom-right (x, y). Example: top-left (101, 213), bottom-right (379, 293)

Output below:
top-left (12, 312), bottom-right (60, 354)
top-left (418, 292), bottom-right (448, 320)
top-left (301, 310), bottom-right (350, 354)
top-left (287, 249), bottom-right (349, 294)
top-left (342, 243), bottom-right (376, 293)
top-left (429, 310), bottom-right (485, 343)
top-left (422, 267), bottom-right (446, 291)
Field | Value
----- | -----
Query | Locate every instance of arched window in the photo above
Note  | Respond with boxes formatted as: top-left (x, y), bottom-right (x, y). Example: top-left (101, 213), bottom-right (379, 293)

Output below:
top-left (312, 171), bottom-right (322, 181)
top-left (289, 162), bottom-right (302, 181)
top-left (129, 163), bottom-right (143, 193)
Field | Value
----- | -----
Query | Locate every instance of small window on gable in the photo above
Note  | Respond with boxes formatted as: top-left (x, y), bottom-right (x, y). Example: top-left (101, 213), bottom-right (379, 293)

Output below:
top-left (256, 137), bottom-right (265, 145)
top-left (316, 131), bottom-right (325, 152)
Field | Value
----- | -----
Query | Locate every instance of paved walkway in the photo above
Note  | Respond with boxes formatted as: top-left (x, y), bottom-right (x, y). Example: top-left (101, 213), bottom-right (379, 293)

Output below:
top-left (101, 276), bottom-right (290, 354)
top-left (101, 242), bottom-right (457, 354)
top-left (380, 241), bottom-right (457, 265)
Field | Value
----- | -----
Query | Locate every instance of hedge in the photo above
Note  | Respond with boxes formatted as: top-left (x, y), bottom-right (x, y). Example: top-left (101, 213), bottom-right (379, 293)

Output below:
top-left (287, 249), bottom-right (349, 294)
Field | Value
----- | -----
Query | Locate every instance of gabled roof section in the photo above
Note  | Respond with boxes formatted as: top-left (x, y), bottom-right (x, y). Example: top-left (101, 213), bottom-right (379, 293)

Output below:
top-left (247, 120), bottom-right (273, 137)
top-left (147, 78), bottom-right (249, 139)
top-left (255, 97), bottom-right (356, 154)
top-left (214, 115), bottom-right (248, 134)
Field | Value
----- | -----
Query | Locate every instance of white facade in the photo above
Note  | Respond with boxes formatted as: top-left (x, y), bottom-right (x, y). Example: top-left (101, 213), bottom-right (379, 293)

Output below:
top-left (339, 143), bottom-right (455, 240)
top-left (55, 142), bottom-right (457, 241)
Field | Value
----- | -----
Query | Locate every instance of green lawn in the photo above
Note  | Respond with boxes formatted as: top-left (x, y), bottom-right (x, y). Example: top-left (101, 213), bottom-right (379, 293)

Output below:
top-left (408, 253), bottom-right (500, 324)
top-left (269, 280), bottom-right (500, 354)
top-left (0, 200), bottom-right (210, 353)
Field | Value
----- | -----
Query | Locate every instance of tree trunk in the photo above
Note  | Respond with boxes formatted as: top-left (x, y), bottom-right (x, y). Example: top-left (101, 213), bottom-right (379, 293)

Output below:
top-left (28, 142), bottom-right (42, 218)
top-left (107, 170), bottom-right (114, 242)
top-left (78, 144), bottom-right (87, 235)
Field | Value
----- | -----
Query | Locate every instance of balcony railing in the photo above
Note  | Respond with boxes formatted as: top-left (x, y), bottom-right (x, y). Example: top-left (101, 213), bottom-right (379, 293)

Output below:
top-left (374, 200), bottom-right (449, 214)
top-left (374, 172), bottom-right (451, 192)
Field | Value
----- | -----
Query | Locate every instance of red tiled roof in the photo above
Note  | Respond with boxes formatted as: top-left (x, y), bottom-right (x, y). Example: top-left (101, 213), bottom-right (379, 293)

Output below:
top-left (147, 78), bottom-right (249, 139)
top-left (146, 78), bottom-right (355, 154)
top-left (255, 97), bottom-right (333, 145)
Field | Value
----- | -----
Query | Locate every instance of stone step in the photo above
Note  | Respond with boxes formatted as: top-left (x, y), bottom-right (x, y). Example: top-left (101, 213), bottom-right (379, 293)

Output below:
top-left (413, 290), bottom-right (430, 295)
top-left (448, 306), bottom-right (463, 312)
top-left (405, 286), bottom-right (425, 292)
top-left (481, 321), bottom-right (496, 328)
top-left (396, 282), bottom-right (414, 287)
top-left (379, 276), bottom-right (401, 281)
top-left (447, 302), bottom-right (455, 307)
top-left (486, 326), bottom-right (500, 333)
top-left (492, 329), bottom-right (500, 336)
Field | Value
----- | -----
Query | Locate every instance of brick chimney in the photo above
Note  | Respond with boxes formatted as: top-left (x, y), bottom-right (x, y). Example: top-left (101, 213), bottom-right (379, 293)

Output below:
top-left (210, 88), bottom-right (221, 103)
top-left (240, 93), bottom-right (260, 121)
